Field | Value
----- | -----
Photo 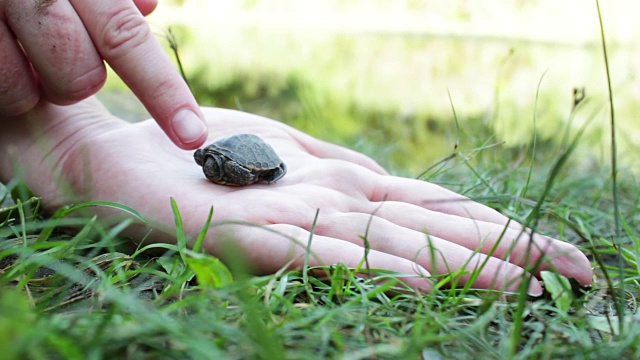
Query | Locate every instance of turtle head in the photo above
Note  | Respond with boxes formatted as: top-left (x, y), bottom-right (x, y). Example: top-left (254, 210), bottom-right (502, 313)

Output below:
top-left (194, 149), bottom-right (205, 166)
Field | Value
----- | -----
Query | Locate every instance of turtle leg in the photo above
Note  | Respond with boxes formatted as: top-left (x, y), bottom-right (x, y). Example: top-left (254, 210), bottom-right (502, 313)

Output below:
top-left (223, 161), bottom-right (257, 186)
top-left (202, 155), bottom-right (225, 183)
top-left (263, 163), bottom-right (287, 183)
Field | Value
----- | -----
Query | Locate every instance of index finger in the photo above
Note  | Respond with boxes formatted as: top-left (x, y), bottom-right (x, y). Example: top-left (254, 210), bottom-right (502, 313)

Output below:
top-left (70, 0), bottom-right (207, 150)
top-left (372, 175), bottom-right (521, 228)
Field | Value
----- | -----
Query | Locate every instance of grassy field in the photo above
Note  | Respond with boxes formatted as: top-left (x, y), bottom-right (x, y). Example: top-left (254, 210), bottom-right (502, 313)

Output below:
top-left (2, 1), bottom-right (640, 359)
top-left (1, 133), bottom-right (639, 359)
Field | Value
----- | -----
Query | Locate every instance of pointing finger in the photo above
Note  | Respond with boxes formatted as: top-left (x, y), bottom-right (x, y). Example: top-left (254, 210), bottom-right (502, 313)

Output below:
top-left (70, 0), bottom-right (207, 149)
top-left (133, 0), bottom-right (158, 16)
top-left (207, 223), bottom-right (434, 292)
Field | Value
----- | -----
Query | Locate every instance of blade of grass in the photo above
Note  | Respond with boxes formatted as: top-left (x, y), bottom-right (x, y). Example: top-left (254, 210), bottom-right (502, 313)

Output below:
top-left (357, 196), bottom-right (388, 277)
top-left (192, 206), bottom-right (214, 254)
top-left (16, 199), bottom-right (27, 246)
top-left (415, 89), bottom-right (460, 180)
top-left (510, 97), bottom-right (594, 356)
top-left (517, 70), bottom-right (547, 212)
top-left (596, 0), bottom-right (624, 335)
top-left (166, 27), bottom-right (192, 92)
top-left (60, 201), bottom-right (147, 223)
top-left (302, 209), bottom-right (320, 305)
top-left (170, 197), bottom-right (187, 258)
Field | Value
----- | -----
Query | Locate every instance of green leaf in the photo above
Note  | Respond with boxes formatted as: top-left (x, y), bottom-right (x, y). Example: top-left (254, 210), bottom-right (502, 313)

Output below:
top-left (157, 254), bottom-right (186, 276)
top-left (185, 254), bottom-right (233, 288)
top-left (540, 271), bottom-right (574, 312)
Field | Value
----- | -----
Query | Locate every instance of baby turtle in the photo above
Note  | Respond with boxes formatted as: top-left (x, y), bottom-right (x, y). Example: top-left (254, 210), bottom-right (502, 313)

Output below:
top-left (194, 133), bottom-right (287, 186)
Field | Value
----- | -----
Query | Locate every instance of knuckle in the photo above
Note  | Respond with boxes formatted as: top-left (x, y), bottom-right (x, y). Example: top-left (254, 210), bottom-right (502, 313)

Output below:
top-left (99, 7), bottom-right (151, 58)
top-left (128, 74), bottom-right (184, 113)
top-left (324, 160), bottom-right (359, 178)
top-left (0, 96), bottom-right (38, 116)
top-left (0, 72), bottom-right (39, 116)
top-left (71, 66), bottom-right (107, 94)
top-left (323, 160), bottom-right (367, 187)
top-left (55, 65), bottom-right (107, 103)
top-left (146, 76), bottom-right (182, 104)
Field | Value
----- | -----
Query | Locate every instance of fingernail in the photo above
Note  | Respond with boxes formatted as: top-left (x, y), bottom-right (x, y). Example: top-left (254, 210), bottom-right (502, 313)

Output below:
top-left (528, 279), bottom-right (544, 297)
top-left (172, 109), bottom-right (207, 144)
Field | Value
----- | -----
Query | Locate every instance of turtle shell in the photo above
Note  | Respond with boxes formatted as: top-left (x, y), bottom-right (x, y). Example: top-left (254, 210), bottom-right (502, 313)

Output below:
top-left (202, 134), bottom-right (283, 171)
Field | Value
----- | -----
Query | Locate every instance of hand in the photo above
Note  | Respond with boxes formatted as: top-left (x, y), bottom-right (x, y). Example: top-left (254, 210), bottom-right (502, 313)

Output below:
top-left (0, 0), bottom-right (206, 149)
top-left (1, 99), bottom-right (593, 294)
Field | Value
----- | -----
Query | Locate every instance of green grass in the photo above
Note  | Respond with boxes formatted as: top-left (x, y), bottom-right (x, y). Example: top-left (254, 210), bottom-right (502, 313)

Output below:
top-left (1, 129), bottom-right (639, 359)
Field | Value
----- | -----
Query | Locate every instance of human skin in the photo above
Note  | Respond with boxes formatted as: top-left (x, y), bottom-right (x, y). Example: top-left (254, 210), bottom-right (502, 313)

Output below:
top-left (0, 98), bottom-right (593, 295)
top-left (0, 0), bottom-right (207, 149)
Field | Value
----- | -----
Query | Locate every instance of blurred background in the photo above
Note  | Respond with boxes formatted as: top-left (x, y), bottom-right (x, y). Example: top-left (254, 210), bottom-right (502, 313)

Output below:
top-left (100, 0), bottom-right (640, 176)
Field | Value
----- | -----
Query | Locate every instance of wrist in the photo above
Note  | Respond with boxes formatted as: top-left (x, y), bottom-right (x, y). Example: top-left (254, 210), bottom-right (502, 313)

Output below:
top-left (0, 98), bottom-right (127, 208)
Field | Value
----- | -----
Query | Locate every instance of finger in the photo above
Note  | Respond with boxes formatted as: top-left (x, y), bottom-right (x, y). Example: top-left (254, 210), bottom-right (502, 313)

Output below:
top-left (288, 129), bottom-right (388, 175)
top-left (206, 223), bottom-right (434, 292)
top-left (272, 174), bottom-right (590, 287)
top-left (313, 212), bottom-right (544, 295)
top-left (280, 160), bottom-right (378, 201)
top-left (70, 0), bottom-right (207, 150)
top-left (363, 201), bottom-right (593, 286)
top-left (5, 0), bottom-right (107, 105)
top-left (0, 20), bottom-right (39, 115)
top-left (286, 161), bottom-right (514, 229)
top-left (133, 0), bottom-right (158, 16)
top-left (371, 175), bottom-right (522, 229)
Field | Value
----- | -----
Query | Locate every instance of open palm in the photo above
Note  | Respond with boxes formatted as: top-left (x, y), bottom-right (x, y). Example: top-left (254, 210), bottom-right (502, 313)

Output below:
top-left (6, 99), bottom-right (593, 294)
